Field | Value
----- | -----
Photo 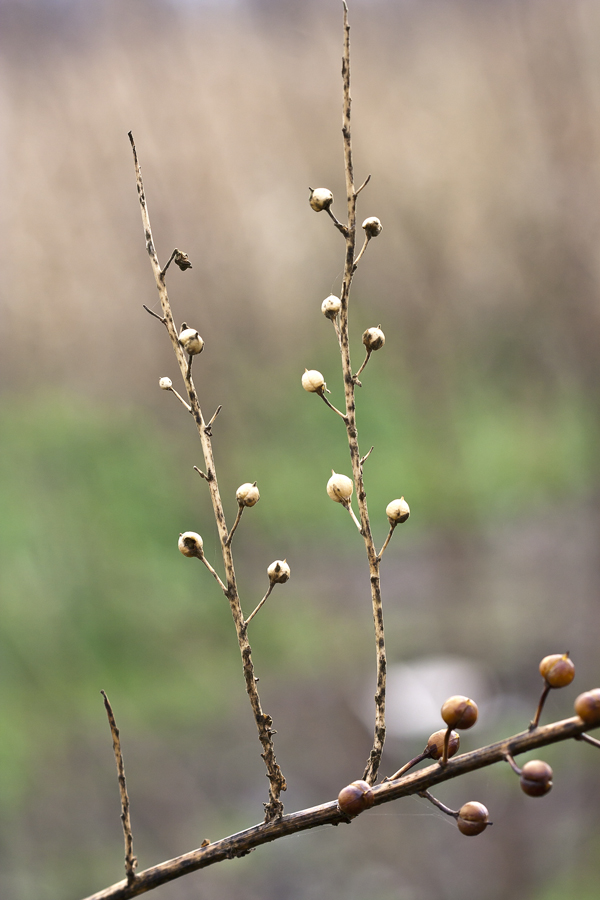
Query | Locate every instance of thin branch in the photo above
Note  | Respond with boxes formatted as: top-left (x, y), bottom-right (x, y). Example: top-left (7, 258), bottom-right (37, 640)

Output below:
top-left (383, 750), bottom-right (429, 782)
top-left (193, 465), bottom-right (209, 481)
top-left (225, 505), bottom-right (244, 547)
top-left (161, 249), bottom-right (178, 278)
top-left (100, 691), bottom-right (137, 885)
top-left (165, 385), bottom-right (192, 413)
top-left (352, 234), bottom-right (370, 271)
top-left (80, 715), bottom-right (597, 900)
top-left (355, 173), bottom-right (371, 196)
top-left (199, 555), bottom-right (228, 594)
top-left (142, 304), bottom-right (166, 324)
top-left (530, 683), bottom-right (551, 730)
top-left (353, 349), bottom-right (371, 381)
top-left (205, 405), bottom-right (222, 436)
top-left (576, 732), bottom-right (600, 749)
top-left (318, 390), bottom-right (348, 421)
top-left (326, 206), bottom-right (350, 236)
top-left (360, 446), bottom-right (374, 467)
top-left (245, 583), bottom-right (274, 626)
top-left (343, 500), bottom-right (363, 534)
top-left (418, 790), bottom-right (458, 818)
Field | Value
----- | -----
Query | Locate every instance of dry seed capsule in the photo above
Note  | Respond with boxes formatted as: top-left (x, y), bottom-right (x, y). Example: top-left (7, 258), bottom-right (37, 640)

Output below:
top-left (178, 532), bottom-right (204, 558)
top-left (267, 560), bottom-right (290, 584)
top-left (362, 326), bottom-right (385, 352)
top-left (520, 760), bottom-right (553, 797)
top-left (362, 216), bottom-right (383, 237)
top-left (236, 482), bottom-right (260, 507)
top-left (301, 369), bottom-right (326, 393)
top-left (574, 689), bottom-right (600, 725)
top-left (539, 653), bottom-right (575, 688)
top-left (426, 729), bottom-right (460, 761)
top-left (159, 377), bottom-right (173, 390)
top-left (337, 780), bottom-right (374, 817)
top-left (441, 696), bottom-right (479, 730)
top-left (327, 471), bottom-right (353, 504)
top-left (457, 801), bottom-right (489, 836)
top-left (309, 188), bottom-right (334, 211)
top-left (178, 324), bottom-right (204, 356)
top-left (386, 497), bottom-right (410, 525)
top-left (321, 295), bottom-right (342, 319)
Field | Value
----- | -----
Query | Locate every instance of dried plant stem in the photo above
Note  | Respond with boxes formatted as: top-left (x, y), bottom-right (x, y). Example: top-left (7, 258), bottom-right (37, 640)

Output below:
top-left (199, 555), bottom-right (227, 594)
top-left (576, 732), bottom-right (600, 749)
top-left (225, 504), bottom-right (244, 546)
top-left (245, 583), bottom-right (274, 626)
top-left (80, 715), bottom-right (596, 900)
top-left (129, 132), bottom-right (286, 821)
top-left (101, 691), bottom-right (137, 884)
top-left (383, 750), bottom-right (430, 782)
top-left (318, 391), bottom-right (348, 421)
top-left (418, 790), bottom-right (458, 818)
top-left (377, 524), bottom-right (395, 560)
top-left (530, 683), bottom-right (551, 730)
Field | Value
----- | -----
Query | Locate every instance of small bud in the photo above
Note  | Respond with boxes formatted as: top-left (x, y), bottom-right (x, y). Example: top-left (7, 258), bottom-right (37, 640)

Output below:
top-left (457, 801), bottom-right (489, 836)
top-left (574, 689), bottom-right (600, 725)
top-left (386, 497), bottom-right (410, 525)
top-left (309, 187), bottom-right (334, 212)
top-left (178, 324), bottom-right (204, 356)
top-left (321, 295), bottom-right (342, 319)
top-left (362, 216), bottom-right (382, 238)
top-left (520, 760), bottom-right (553, 797)
top-left (327, 470), bottom-right (353, 504)
top-left (539, 653), bottom-right (575, 688)
top-left (337, 780), bottom-right (374, 817)
top-left (302, 369), bottom-right (326, 393)
top-left (159, 377), bottom-right (173, 390)
top-left (362, 325), bottom-right (385, 352)
top-left (267, 559), bottom-right (290, 584)
top-left (178, 531), bottom-right (203, 558)
top-left (441, 696), bottom-right (479, 730)
top-left (426, 729), bottom-right (460, 761)
top-left (236, 482), bottom-right (260, 507)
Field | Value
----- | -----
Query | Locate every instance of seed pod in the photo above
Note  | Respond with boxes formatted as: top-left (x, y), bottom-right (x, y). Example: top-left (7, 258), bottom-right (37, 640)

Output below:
top-left (178, 324), bottom-right (204, 356)
top-left (327, 471), bottom-right (353, 504)
top-left (362, 326), bottom-right (385, 352)
top-left (236, 482), bottom-right (260, 507)
top-left (321, 295), bottom-right (342, 319)
top-left (309, 187), bottom-right (334, 211)
top-left (441, 696), bottom-right (479, 730)
top-left (520, 760), bottom-right (553, 797)
top-left (159, 377), bottom-right (173, 390)
top-left (457, 801), bottom-right (489, 836)
top-left (386, 497), bottom-right (410, 525)
top-left (539, 653), bottom-right (575, 688)
top-left (267, 559), bottom-right (290, 584)
top-left (301, 369), bottom-right (326, 393)
top-left (178, 532), bottom-right (204, 558)
top-left (426, 729), bottom-right (460, 761)
top-left (574, 689), bottom-right (600, 725)
top-left (362, 216), bottom-right (382, 237)
top-left (337, 780), bottom-right (374, 817)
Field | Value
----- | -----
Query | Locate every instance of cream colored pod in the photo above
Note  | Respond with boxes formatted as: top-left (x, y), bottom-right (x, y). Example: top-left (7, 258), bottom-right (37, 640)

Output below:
top-left (159, 377), bottom-right (173, 390)
top-left (178, 531), bottom-right (204, 558)
top-left (178, 324), bottom-right (204, 356)
top-left (327, 471), bottom-right (353, 504)
top-left (362, 216), bottom-right (382, 238)
top-left (302, 369), bottom-right (326, 393)
top-left (267, 560), bottom-right (291, 584)
top-left (362, 326), bottom-right (385, 352)
top-left (236, 482), bottom-right (260, 507)
top-left (309, 187), bottom-right (334, 211)
top-left (321, 295), bottom-right (342, 320)
top-left (386, 497), bottom-right (410, 525)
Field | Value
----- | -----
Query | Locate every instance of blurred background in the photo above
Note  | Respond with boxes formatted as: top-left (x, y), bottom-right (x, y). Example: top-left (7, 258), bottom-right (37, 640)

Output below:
top-left (1, 0), bottom-right (600, 897)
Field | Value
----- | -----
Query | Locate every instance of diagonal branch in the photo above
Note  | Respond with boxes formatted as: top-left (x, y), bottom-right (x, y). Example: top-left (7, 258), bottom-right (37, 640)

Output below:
top-left (101, 691), bottom-right (137, 885)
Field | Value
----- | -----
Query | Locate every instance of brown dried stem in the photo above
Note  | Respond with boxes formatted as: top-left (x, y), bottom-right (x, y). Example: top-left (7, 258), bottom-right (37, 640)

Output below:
top-left (129, 131), bottom-right (286, 822)
top-left (245, 583), bottom-right (275, 626)
top-left (101, 691), bottom-right (137, 885)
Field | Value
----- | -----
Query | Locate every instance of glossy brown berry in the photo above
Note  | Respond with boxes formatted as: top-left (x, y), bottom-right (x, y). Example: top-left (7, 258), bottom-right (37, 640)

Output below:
top-left (539, 653), bottom-right (575, 688)
top-left (441, 696), bottom-right (479, 730)
top-left (426, 729), bottom-right (460, 761)
top-left (519, 760), bottom-right (553, 797)
top-left (574, 689), bottom-right (600, 726)
top-left (456, 801), bottom-right (489, 836)
top-left (337, 780), bottom-right (374, 817)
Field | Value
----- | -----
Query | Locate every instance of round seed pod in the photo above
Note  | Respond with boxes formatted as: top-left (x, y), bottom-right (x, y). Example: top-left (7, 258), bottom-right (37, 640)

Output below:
top-left (236, 482), bottom-right (260, 507)
top-left (327, 471), bottom-right (353, 504)
top-left (574, 689), bottom-right (600, 725)
top-left (519, 760), bottom-right (553, 797)
top-left (178, 532), bottom-right (203, 558)
top-left (178, 325), bottom-right (204, 356)
top-left (362, 216), bottom-right (383, 237)
top-left (539, 653), bottom-right (575, 688)
top-left (309, 188), bottom-right (334, 211)
top-left (159, 377), bottom-right (173, 390)
top-left (337, 780), bottom-right (374, 817)
top-left (441, 696), bottom-right (478, 730)
top-left (267, 560), bottom-right (290, 584)
top-left (362, 326), bottom-right (385, 352)
top-left (302, 369), bottom-right (326, 393)
top-left (321, 295), bottom-right (342, 319)
top-left (426, 729), bottom-right (460, 761)
top-left (457, 801), bottom-right (489, 836)
top-left (386, 498), bottom-right (410, 525)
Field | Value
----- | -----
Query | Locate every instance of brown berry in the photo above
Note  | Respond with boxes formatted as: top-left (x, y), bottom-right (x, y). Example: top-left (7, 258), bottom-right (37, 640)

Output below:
top-left (337, 780), bottom-right (374, 817)
top-left (426, 729), bottom-right (460, 761)
top-left (574, 689), bottom-right (600, 726)
top-left (519, 760), bottom-right (553, 797)
top-left (441, 696), bottom-right (479, 730)
top-left (539, 653), bottom-right (575, 688)
top-left (457, 801), bottom-right (489, 836)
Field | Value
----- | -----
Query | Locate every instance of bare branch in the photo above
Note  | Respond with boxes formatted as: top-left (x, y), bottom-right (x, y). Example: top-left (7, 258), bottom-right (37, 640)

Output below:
top-left (100, 691), bottom-right (137, 885)
top-left (245, 583), bottom-right (274, 626)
